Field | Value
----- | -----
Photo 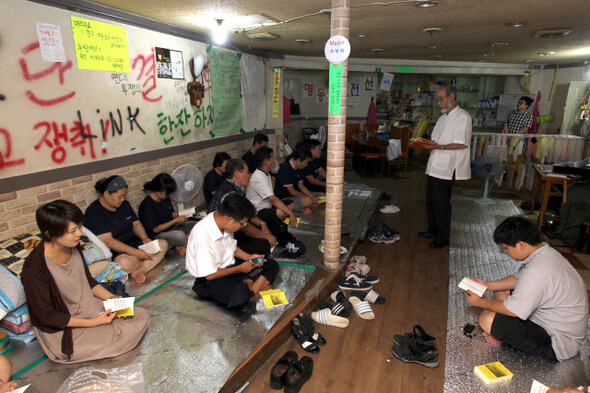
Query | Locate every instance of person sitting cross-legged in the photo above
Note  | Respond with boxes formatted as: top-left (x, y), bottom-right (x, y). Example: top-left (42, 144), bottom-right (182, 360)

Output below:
top-left (246, 146), bottom-right (306, 257)
top-left (186, 193), bottom-right (279, 309)
top-left (465, 217), bottom-right (588, 361)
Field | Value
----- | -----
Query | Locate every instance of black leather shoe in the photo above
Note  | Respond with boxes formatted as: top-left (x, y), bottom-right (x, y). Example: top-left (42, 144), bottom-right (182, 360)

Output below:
top-left (418, 231), bottom-right (436, 239)
top-left (429, 240), bottom-right (449, 248)
top-left (284, 356), bottom-right (313, 393)
top-left (270, 351), bottom-right (298, 390)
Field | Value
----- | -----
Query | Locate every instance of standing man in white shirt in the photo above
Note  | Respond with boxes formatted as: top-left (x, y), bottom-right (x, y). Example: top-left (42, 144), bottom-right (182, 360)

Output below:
top-left (418, 84), bottom-right (472, 248)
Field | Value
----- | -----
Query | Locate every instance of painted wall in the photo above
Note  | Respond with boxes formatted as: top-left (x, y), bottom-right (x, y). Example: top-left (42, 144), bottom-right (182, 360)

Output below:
top-left (0, 0), bottom-right (272, 179)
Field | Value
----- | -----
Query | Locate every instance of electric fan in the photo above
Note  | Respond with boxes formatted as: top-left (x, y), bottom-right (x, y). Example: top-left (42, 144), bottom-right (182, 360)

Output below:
top-left (473, 154), bottom-right (506, 206)
top-left (170, 164), bottom-right (203, 211)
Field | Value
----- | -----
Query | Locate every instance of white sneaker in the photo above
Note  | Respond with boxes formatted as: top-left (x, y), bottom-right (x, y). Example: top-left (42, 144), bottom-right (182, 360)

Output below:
top-left (380, 205), bottom-right (400, 214)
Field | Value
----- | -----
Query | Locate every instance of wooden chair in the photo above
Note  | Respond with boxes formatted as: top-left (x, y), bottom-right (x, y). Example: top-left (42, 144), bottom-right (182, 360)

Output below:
top-left (359, 124), bottom-right (385, 176)
top-left (384, 126), bottom-right (411, 174)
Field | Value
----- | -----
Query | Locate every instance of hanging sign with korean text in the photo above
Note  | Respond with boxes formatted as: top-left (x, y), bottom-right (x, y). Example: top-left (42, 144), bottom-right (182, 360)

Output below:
top-left (324, 35), bottom-right (350, 65)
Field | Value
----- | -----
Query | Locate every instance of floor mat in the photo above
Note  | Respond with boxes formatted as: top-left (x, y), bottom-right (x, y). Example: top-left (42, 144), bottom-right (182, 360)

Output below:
top-left (444, 195), bottom-right (590, 392)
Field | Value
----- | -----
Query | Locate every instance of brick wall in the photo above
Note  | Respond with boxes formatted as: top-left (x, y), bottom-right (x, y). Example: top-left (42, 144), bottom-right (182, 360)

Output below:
top-left (0, 135), bottom-right (276, 241)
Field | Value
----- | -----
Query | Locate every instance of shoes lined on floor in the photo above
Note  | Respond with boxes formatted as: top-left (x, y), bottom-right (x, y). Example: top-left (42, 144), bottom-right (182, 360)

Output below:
top-left (367, 223), bottom-right (401, 244)
top-left (391, 325), bottom-right (439, 368)
top-left (270, 350), bottom-right (314, 392)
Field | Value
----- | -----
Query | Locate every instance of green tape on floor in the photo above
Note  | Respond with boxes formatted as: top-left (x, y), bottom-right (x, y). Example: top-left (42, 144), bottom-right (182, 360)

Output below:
top-left (277, 261), bottom-right (316, 271)
top-left (12, 269), bottom-right (189, 381)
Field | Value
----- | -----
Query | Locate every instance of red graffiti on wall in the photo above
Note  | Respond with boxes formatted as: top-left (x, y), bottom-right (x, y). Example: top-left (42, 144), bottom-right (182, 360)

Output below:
top-left (0, 129), bottom-right (26, 169)
top-left (19, 41), bottom-right (76, 106)
top-left (34, 113), bottom-right (98, 164)
top-left (132, 48), bottom-right (162, 102)
top-left (202, 60), bottom-right (212, 93)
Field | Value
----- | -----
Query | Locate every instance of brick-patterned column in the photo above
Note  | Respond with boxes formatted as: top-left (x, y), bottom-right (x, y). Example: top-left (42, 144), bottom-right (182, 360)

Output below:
top-left (324, 0), bottom-right (349, 270)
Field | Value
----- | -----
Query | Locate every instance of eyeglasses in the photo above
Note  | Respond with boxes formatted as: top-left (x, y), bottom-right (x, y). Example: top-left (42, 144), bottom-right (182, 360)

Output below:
top-left (234, 218), bottom-right (248, 227)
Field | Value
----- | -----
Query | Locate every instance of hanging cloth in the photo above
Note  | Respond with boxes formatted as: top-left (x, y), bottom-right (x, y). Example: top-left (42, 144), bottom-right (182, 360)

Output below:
top-left (367, 97), bottom-right (377, 124)
top-left (530, 90), bottom-right (542, 134)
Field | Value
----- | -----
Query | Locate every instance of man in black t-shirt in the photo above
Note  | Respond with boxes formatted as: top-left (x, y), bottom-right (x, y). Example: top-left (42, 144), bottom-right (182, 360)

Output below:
top-left (242, 133), bottom-right (269, 173)
top-left (274, 146), bottom-right (319, 214)
top-left (301, 139), bottom-right (326, 193)
top-left (203, 152), bottom-right (231, 204)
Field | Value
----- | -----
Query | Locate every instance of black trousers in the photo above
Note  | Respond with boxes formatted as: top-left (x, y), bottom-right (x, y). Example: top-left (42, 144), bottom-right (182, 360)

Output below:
top-left (426, 174), bottom-right (455, 243)
top-left (234, 231), bottom-right (271, 257)
top-left (192, 258), bottom-right (280, 309)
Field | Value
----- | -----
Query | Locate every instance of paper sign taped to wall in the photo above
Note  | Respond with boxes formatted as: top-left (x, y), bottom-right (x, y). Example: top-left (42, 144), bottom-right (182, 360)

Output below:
top-left (71, 16), bottom-right (130, 72)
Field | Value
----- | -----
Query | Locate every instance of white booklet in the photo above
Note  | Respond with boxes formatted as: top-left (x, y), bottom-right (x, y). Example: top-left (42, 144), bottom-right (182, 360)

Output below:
top-left (139, 240), bottom-right (161, 254)
top-left (179, 207), bottom-right (196, 217)
top-left (529, 380), bottom-right (549, 393)
top-left (12, 385), bottom-right (30, 393)
top-left (458, 277), bottom-right (487, 297)
top-left (103, 297), bottom-right (135, 312)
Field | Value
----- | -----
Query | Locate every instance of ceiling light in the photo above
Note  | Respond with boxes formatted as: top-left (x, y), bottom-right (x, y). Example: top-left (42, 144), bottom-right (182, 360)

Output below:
top-left (506, 21), bottom-right (526, 28)
top-left (415, 1), bottom-right (438, 8)
top-left (422, 27), bottom-right (442, 34)
top-left (428, 45), bottom-right (441, 49)
top-left (371, 48), bottom-right (384, 53)
top-left (538, 52), bottom-right (555, 56)
top-left (295, 39), bottom-right (310, 44)
top-left (212, 19), bottom-right (227, 45)
top-left (492, 42), bottom-right (509, 47)
top-left (354, 33), bottom-right (368, 38)
top-left (482, 53), bottom-right (495, 57)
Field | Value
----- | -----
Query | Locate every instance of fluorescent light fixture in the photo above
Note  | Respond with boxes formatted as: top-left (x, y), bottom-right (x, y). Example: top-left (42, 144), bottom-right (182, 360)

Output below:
top-left (422, 27), bottom-right (442, 34)
top-left (492, 42), bottom-right (509, 47)
top-left (415, 1), bottom-right (438, 8)
top-left (506, 21), bottom-right (526, 28)
top-left (354, 33), bottom-right (368, 38)
top-left (212, 19), bottom-right (228, 45)
top-left (295, 39), bottom-right (311, 44)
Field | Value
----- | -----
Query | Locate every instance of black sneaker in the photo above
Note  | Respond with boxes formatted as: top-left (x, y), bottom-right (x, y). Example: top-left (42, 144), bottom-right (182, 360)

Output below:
top-left (392, 325), bottom-right (436, 347)
top-left (391, 338), bottom-right (439, 368)
top-left (280, 241), bottom-right (306, 258)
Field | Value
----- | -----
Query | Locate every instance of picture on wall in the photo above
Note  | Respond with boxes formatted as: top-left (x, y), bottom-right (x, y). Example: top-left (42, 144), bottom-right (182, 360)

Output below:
top-left (155, 47), bottom-right (184, 79)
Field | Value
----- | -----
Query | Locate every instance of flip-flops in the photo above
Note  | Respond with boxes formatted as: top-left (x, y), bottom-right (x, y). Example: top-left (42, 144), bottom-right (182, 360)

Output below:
top-left (329, 290), bottom-right (353, 317)
top-left (349, 296), bottom-right (375, 320)
top-left (351, 289), bottom-right (386, 304)
top-left (311, 308), bottom-right (349, 328)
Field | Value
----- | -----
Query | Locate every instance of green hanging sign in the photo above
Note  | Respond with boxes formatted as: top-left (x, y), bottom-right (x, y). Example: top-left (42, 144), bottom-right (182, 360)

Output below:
top-left (329, 63), bottom-right (343, 116)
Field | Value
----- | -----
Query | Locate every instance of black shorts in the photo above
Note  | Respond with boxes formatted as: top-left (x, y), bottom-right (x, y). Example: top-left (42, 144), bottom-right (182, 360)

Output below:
top-left (490, 314), bottom-right (557, 360)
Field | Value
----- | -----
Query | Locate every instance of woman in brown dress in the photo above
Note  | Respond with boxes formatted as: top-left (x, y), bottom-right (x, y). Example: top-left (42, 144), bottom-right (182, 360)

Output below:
top-left (21, 200), bottom-right (149, 364)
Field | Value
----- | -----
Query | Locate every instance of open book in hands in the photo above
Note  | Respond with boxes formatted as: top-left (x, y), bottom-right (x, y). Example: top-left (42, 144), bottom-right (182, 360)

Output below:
top-left (139, 240), bottom-right (161, 254)
top-left (178, 207), bottom-right (196, 217)
top-left (409, 137), bottom-right (436, 149)
top-left (103, 297), bottom-right (135, 317)
top-left (458, 277), bottom-right (487, 297)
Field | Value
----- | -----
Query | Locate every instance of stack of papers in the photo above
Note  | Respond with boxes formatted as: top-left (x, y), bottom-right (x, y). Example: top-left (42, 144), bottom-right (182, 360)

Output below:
top-left (139, 240), bottom-right (161, 254)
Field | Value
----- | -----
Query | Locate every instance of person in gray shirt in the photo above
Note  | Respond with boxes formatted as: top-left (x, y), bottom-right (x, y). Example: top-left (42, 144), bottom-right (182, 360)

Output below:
top-left (465, 217), bottom-right (588, 361)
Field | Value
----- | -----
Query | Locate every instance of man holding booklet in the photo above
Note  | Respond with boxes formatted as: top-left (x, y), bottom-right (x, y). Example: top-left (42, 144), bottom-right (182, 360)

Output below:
top-left (464, 217), bottom-right (588, 361)
top-left (186, 193), bottom-right (279, 309)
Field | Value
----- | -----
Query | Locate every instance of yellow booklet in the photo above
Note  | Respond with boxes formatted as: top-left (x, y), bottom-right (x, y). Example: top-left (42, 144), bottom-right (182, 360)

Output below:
top-left (103, 297), bottom-right (135, 317)
top-left (259, 289), bottom-right (289, 308)
top-left (317, 197), bottom-right (326, 204)
top-left (284, 217), bottom-right (301, 227)
top-left (474, 361), bottom-right (513, 384)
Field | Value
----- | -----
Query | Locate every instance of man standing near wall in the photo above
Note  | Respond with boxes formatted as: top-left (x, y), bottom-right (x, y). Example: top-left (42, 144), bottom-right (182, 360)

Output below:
top-left (418, 84), bottom-right (472, 248)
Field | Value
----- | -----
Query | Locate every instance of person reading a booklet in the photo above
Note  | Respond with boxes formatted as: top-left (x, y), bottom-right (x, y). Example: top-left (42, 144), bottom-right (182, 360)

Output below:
top-left (139, 173), bottom-right (192, 257)
top-left (464, 217), bottom-right (588, 361)
top-left (21, 200), bottom-right (149, 364)
top-left (84, 175), bottom-right (169, 284)
top-left (186, 193), bottom-right (279, 309)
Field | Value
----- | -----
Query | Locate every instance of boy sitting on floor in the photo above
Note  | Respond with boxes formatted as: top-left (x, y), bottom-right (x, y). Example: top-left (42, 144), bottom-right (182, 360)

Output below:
top-left (465, 216), bottom-right (588, 361)
top-left (186, 193), bottom-right (279, 309)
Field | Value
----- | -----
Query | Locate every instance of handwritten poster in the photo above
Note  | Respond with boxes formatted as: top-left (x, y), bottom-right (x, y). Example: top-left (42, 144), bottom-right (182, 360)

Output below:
top-left (36, 22), bottom-right (65, 62)
top-left (71, 16), bottom-right (130, 72)
top-left (272, 67), bottom-right (281, 120)
top-left (155, 47), bottom-right (184, 79)
top-left (209, 47), bottom-right (242, 136)
top-left (329, 63), bottom-right (343, 116)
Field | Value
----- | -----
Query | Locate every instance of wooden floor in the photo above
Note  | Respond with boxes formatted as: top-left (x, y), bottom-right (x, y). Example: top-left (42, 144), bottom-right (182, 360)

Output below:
top-left (243, 160), bottom-right (450, 393)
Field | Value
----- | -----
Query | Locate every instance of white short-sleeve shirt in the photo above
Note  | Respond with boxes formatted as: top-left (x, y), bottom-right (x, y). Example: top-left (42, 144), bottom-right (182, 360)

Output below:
top-left (246, 168), bottom-right (274, 212)
top-left (426, 106), bottom-right (472, 180)
top-left (185, 212), bottom-right (237, 278)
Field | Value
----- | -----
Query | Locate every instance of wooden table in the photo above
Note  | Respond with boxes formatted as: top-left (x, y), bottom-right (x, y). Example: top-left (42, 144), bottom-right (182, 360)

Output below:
top-left (529, 163), bottom-right (576, 228)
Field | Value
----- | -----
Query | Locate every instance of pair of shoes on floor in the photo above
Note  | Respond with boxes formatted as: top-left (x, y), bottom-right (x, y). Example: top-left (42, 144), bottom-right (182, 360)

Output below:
top-left (270, 351), bottom-right (314, 392)
top-left (349, 255), bottom-right (367, 265)
top-left (318, 290), bottom-right (353, 317)
top-left (367, 223), bottom-right (401, 244)
top-left (280, 240), bottom-right (306, 258)
top-left (339, 273), bottom-right (378, 291)
top-left (314, 290), bottom-right (375, 325)
top-left (391, 325), bottom-right (439, 368)
top-left (291, 314), bottom-right (326, 354)
top-left (346, 261), bottom-right (371, 276)
top-left (380, 204), bottom-right (400, 214)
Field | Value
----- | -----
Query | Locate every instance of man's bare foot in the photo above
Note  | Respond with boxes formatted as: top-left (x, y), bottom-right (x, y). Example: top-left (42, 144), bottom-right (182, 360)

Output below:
top-left (131, 269), bottom-right (146, 284)
top-left (483, 332), bottom-right (502, 345)
top-left (302, 208), bottom-right (312, 215)
top-left (176, 245), bottom-right (187, 257)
